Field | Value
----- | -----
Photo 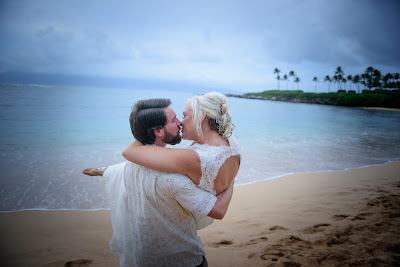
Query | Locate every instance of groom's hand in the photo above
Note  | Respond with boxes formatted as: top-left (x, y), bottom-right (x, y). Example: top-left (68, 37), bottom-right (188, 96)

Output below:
top-left (207, 181), bottom-right (234, 220)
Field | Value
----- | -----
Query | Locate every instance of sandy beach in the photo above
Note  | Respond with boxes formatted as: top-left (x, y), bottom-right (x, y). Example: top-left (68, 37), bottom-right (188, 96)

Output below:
top-left (1, 162), bottom-right (399, 266)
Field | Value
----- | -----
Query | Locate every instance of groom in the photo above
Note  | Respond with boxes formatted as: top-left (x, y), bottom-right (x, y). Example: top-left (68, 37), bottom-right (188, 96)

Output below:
top-left (98, 98), bottom-right (233, 267)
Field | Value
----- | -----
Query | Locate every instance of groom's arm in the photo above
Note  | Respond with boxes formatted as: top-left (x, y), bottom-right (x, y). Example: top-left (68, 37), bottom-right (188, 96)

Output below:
top-left (172, 176), bottom-right (234, 221)
top-left (207, 182), bottom-right (234, 220)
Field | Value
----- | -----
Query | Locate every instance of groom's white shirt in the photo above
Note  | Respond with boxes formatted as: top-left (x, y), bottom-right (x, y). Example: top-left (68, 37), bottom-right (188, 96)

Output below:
top-left (104, 161), bottom-right (216, 267)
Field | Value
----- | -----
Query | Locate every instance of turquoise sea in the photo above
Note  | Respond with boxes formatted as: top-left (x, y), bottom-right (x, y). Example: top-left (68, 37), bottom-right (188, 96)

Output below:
top-left (1, 84), bottom-right (400, 212)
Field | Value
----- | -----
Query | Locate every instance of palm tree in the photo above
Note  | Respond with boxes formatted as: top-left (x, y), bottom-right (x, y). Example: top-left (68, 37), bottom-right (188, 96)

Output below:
top-left (364, 67), bottom-right (374, 90)
top-left (334, 66), bottom-right (344, 90)
top-left (367, 76), bottom-right (374, 90)
top-left (335, 66), bottom-right (344, 76)
top-left (289, 70), bottom-right (296, 89)
top-left (372, 69), bottom-right (382, 89)
top-left (394, 73), bottom-right (400, 82)
top-left (342, 78), bottom-right (347, 92)
top-left (365, 66), bottom-right (374, 76)
top-left (283, 74), bottom-right (288, 90)
top-left (347, 75), bottom-right (353, 91)
top-left (274, 68), bottom-right (281, 90)
top-left (333, 75), bottom-right (340, 91)
top-left (353, 75), bottom-right (361, 93)
top-left (312, 77), bottom-right (319, 93)
top-left (361, 73), bottom-right (368, 90)
top-left (394, 73), bottom-right (400, 89)
top-left (324, 75), bottom-right (332, 93)
top-left (294, 77), bottom-right (300, 89)
top-left (383, 73), bottom-right (393, 89)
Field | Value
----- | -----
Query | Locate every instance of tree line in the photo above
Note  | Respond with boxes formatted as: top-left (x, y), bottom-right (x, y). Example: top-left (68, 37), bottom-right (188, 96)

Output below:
top-left (274, 69), bottom-right (301, 90)
top-left (274, 67), bottom-right (400, 93)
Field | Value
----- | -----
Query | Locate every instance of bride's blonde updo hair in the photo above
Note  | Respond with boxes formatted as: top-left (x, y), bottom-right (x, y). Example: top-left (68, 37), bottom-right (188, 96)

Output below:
top-left (187, 92), bottom-right (235, 139)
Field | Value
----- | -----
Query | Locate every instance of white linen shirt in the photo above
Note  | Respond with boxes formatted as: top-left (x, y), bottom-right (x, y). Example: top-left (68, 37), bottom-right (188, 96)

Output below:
top-left (123, 161), bottom-right (217, 267)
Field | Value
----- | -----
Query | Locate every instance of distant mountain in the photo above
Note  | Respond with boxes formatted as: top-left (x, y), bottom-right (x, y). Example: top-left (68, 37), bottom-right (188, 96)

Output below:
top-left (0, 71), bottom-right (243, 94)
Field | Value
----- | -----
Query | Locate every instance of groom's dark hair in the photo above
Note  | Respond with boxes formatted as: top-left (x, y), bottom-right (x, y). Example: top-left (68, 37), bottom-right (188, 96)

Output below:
top-left (129, 98), bottom-right (172, 144)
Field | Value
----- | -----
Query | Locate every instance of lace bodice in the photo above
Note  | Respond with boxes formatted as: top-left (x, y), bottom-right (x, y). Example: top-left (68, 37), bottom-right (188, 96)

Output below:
top-left (188, 134), bottom-right (241, 195)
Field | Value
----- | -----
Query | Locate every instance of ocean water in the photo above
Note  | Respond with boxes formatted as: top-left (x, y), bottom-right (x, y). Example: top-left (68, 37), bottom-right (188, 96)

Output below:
top-left (1, 84), bottom-right (400, 212)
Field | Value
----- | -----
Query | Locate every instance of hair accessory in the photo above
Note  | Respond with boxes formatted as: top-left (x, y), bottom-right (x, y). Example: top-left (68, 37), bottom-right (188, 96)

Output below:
top-left (215, 113), bottom-right (223, 133)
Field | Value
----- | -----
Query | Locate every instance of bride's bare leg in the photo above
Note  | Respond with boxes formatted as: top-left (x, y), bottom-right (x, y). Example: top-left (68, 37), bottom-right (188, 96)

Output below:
top-left (82, 167), bottom-right (107, 176)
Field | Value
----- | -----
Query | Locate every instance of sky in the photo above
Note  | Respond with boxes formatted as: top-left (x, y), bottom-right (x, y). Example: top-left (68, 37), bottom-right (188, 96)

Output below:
top-left (1, 0), bottom-right (400, 93)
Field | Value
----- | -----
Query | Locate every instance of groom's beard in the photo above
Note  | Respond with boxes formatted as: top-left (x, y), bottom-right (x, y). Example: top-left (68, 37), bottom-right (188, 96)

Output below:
top-left (163, 130), bottom-right (181, 145)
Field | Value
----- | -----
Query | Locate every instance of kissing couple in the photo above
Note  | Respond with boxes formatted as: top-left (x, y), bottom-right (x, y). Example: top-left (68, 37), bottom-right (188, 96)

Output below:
top-left (84, 91), bottom-right (241, 267)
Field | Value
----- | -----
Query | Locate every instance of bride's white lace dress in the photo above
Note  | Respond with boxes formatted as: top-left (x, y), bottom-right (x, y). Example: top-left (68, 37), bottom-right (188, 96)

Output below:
top-left (103, 134), bottom-right (241, 266)
top-left (187, 134), bottom-right (241, 195)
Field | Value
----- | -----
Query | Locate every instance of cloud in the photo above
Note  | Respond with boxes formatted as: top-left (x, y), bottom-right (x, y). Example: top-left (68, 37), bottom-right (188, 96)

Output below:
top-left (0, 0), bottom-right (399, 91)
top-left (34, 26), bottom-right (127, 64)
top-left (262, 1), bottom-right (400, 66)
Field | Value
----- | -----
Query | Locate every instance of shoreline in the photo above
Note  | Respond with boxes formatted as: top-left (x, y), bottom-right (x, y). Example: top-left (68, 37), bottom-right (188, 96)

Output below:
top-left (363, 107), bottom-right (400, 112)
top-left (235, 160), bottom-right (400, 188)
top-left (1, 162), bottom-right (399, 266)
top-left (1, 161), bottom-right (399, 214)
top-left (226, 92), bottom-right (400, 110)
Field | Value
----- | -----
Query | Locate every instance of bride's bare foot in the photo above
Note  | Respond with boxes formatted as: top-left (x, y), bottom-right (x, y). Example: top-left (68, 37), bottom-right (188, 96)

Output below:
top-left (83, 167), bottom-right (106, 176)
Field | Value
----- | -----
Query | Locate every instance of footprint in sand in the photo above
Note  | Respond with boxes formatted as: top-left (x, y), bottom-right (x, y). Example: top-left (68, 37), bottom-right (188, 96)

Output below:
top-left (351, 215), bottom-right (366, 221)
top-left (244, 236), bottom-right (269, 246)
top-left (374, 221), bottom-right (392, 227)
top-left (332, 214), bottom-right (349, 221)
top-left (386, 243), bottom-right (400, 254)
top-left (287, 235), bottom-right (306, 243)
top-left (64, 259), bottom-right (93, 267)
top-left (269, 225), bottom-right (289, 232)
top-left (376, 189), bottom-right (390, 194)
top-left (367, 200), bottom-right (379, 207)
top-left (301, 223), bottom-right (331, 234)
top-left (388, 213), bottom-right (400, 218)
top-left (360, 212), bottom-right (373, 216)
top-left (260, 251), bottom-right (285, 261)
top-left (249, 248), bottom-right (285, 261)
top-left (351, 211), bottom-right (374, 221)
top-left (212, 240), bottom-right (234, 247)
top-left (324, 225), bottom-right (354, 247)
